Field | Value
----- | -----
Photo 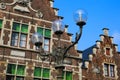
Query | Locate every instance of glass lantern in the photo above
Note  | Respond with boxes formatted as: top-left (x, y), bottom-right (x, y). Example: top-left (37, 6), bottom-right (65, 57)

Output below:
top-left (31, 32), bottom-right (43, 47)
top-left (52, 19), bottom-right (64, 35)
top-left (74, 9), bottom-right (88, 27)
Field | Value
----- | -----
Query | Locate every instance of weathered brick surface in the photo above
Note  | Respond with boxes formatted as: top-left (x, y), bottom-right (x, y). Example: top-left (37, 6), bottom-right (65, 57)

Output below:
top-left (0, 0), bottom-right (80, 80)
top-left (82, 35), bottom-right (120, 80)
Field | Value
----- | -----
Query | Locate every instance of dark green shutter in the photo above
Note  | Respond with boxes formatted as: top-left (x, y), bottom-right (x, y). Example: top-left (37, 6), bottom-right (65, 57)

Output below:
top-left (45, 29), bottom-right (51, 38)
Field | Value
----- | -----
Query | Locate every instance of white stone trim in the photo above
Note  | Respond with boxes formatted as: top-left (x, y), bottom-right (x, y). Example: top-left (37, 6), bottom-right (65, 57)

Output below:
top-left (0, 10), bottom-right (52, 24)
top-left (6, 0), bottom-right (17, 5)
top-left (102, 62), bottom-right (118, 79)
top-left (14, 5), bottom-right (30, 13)
top-left (93, 47), bottom-right (97, 55)
top-left (53, 38), bottom-right (71, 43)
top-left (96, 41), bottom-right (100, 48)
top-left (89, 54), bottom-right (93, 61)
top-left (100, 35), bottom-right (104, 41)
top-left (85, 61), bottom-right (89, 68)
top-left (49, 1), bottom-right (54, 7)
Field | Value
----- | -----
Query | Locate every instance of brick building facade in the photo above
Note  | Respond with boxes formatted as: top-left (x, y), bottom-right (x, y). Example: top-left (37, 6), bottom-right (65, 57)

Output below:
top-left (82, 28), bottom-right (120, 80)
top-left (0, 0), bottom-right (81, 80)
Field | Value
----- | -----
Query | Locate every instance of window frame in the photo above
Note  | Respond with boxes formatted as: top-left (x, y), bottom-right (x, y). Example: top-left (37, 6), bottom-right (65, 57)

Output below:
top-left (11, 22), bottom-right (28, 48)
top-left (103, 63), bottom-right (115, 78)
top-left (6, 63), bottom-right (26, 80)
top-left (104, 47), bottom-right (113, 57)
top-left (62, 71), bottom-right (73, 80)
top-left (37, 27), bottom-right (51, 52)
top-left (33, 67), bottom-right (50, 80)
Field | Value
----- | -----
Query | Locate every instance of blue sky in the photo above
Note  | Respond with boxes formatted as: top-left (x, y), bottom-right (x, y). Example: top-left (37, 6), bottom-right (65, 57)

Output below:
top-left (54, 0), bottom-right (120, 51)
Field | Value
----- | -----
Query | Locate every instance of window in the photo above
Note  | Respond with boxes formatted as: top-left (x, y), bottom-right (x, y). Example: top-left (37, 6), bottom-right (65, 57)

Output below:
top-left (37, 27), bottom-right (51, 52)
top-left (106, 48), bottom-right (110, 56)
top-left (104, 63), bottom-right (115, 77)
top-left (33, 67), bottom-right (50, 80)
top-left (6, 63), bottom-right (25, 80)
top-left (62, 71), bottom-right (72, 80)
top-left (11, 22), bottom-right (28, 48)
top-left (0, 19), bottom-right (3, 37)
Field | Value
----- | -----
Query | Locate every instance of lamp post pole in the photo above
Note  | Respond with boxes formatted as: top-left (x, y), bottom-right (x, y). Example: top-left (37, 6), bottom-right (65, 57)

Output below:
top-left (31, 9), bottom-right (87, 80)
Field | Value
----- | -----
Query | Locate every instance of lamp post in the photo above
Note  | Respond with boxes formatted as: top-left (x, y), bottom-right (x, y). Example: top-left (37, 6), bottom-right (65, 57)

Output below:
top-left (31, 9), bottom-right (87, 80)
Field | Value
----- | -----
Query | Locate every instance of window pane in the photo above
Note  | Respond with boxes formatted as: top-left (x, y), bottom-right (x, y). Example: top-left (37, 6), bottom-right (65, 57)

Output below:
top-left (110, 65), bottom-right (115, 77)
top-left (37, 27), bottom-right (43, 35)
top-left (44, 46), bottom-right (49, 51)
top-left (21, 24), bottom-right (28, 33)
top-left (44, 39), bottom-right (50, 51)
top-left (11, 40), bottom-right (18, 46)
top-left (42, 68), bottom-right (50, 78)
top-left (34, 67), bottom-right (41, 77)
top-left (104, 64), bottom-right (109, 76)
top-left (66, 72), bottom-right (72, 80)
top-left (13, 22), bottom-right (20, 32)
top-left (20, 34), bottom-right (27, 47)
top-left (0, 19), bottom-right (3, 28)
top-left (44, 39), bottom-right (49, 45)
top-left (45, 29), bottom-right (51, 38)
top-left (11, 32), bottom-right (19, 46)
top-left (12, 32), bottom-right (19, 39)
top-left (6, 75), bottom-right (14, 80)
top-left (7, 64), bottom-right (16, 74)
top-left (16, 65), bottom-right (25, 75)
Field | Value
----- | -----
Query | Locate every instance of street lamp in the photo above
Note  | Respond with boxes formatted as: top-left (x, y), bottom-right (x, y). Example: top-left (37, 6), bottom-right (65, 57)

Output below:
top-left (31, 9), bottom-right (87, 79)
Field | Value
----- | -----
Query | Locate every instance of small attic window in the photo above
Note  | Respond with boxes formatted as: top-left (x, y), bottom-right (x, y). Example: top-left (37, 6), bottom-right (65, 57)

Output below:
top-left (104, 47), bottom-right (113, 57)
top-left (106, 48), bottom-right (110, 56)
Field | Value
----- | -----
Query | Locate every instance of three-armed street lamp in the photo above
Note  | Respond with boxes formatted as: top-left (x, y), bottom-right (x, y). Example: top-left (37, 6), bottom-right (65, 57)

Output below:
top-left (31, 9), bottom-right (87, 80)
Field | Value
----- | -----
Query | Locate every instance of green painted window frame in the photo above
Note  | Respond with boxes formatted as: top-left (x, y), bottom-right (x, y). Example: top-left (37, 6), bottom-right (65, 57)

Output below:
top-left (45, 29), bottom-right (51, 38)
top-left (42, 68), bottom-right (50, 78)
top-left (37, 27), bottom-right (43, 35)
top-left (34, 67), bottom-right (50, 79)
top-left (13, 22), bottom-right (20, 32)
top-left (21, 24), bottom-right (28, 33)
top-left (62, 71), bottom-right (72, 80)
top-left (12, 22), bottom-right (28, 33)
top-left (34, 67), bottom-right (42, 77)
top-left (66, 72), bottom-right (72, 80)
top-left (16, 65), bottom-right (25, 75)
top-left (7, 64), bottom-right (16, 75)
top-left (0, 19), bottom-right (3, 29)
top-left (6, 63), bottom-right (25, 77)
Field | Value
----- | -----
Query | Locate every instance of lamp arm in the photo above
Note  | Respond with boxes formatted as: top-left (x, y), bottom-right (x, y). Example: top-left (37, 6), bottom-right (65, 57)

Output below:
top-left (63, 26), bottom-right (83, 57)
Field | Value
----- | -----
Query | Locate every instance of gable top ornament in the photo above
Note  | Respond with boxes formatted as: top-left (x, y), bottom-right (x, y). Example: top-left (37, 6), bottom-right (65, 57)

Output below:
top-left (0, 0), bottom-right (43, 17)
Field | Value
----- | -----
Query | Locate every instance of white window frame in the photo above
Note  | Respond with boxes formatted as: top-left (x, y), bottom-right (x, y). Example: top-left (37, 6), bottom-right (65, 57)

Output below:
top-left (103, 63), bottom-right (118, 79)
